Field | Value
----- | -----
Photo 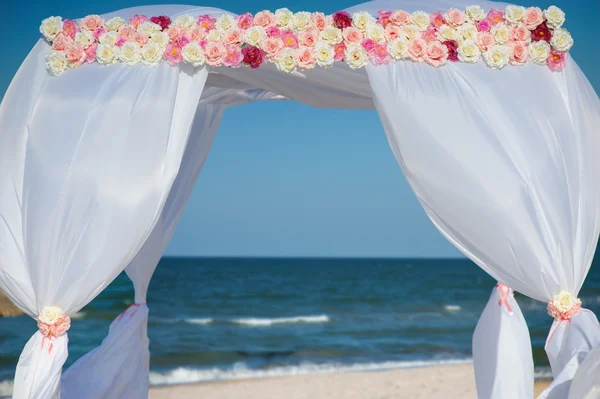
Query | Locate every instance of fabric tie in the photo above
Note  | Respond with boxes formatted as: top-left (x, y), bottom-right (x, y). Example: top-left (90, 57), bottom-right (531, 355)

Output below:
top-left (37, 306), bottom-right (71, 354)
top-left (496, 283), bottom-right (514, 315)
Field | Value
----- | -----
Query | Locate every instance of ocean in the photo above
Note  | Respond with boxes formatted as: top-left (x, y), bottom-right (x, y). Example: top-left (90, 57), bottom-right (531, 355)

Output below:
top-left (1, 257), bottom-right (599, 395)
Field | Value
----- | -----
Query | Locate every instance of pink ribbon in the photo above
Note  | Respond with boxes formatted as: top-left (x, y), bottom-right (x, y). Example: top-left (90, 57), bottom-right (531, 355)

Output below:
top-left (117, 303), bottom-right (145, 321)
top-left (496, 283), bottom-right (514, 315)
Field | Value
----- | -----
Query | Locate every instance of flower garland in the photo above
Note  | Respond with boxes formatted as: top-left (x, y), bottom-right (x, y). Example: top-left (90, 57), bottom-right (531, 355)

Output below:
top-left (41, 5), bottom-right (573, 76)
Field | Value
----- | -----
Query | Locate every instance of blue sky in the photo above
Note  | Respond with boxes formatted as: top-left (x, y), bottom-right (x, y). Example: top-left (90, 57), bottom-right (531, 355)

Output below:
top-left (1, 0), bottom-right (598, 257)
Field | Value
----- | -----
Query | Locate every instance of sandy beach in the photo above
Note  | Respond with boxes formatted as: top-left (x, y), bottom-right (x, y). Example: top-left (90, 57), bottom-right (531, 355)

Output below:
top-left (149, 364), bottom-right (551, 399)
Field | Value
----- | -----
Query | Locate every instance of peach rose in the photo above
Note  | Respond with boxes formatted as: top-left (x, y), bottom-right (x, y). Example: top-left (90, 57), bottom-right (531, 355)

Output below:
top-left (444, 8), bottom-right (466, 27)
top-left (297, 46), bottom-right (316, 69)
top-left (311, 12), bottom-right (328, 31)
top-left (523, 7), bottom-right (544, 30)
top-left (509, 41), bottom-right (529, 65)
top-left (254, 10), bottom-right (276, 28)
top-left (407, 38), bottom-right (427, 62)
top-left (223, 27), bottom-right (244, 45)
top-left (131, 32), bottom-right (148, 47)
top-left (299, 28), bottom-right (319, 47)
top-left (476, 32), bottom-right (496, 51)
top-left (343, 26), bottom-right (364, 44)
top-left (117, 24), bottom-right (136, 38)
top-left (166, 25), bottom-right (183, 42)
top-left (390, 10), bottom-right (411, 26)
top-left (52, 33), bottom-right (73, 51)
top-left (81, 15), bottom-right (104, 31)
top-left (187, 25), bottom-right (207, 42)
top-left (426, 40), bottom-right (448, 67)
top-left (204, 41), bottom-right (226, 66)
top-left (37, 315), bottom-right (71, 338)
top-left (262, 37), bottom-right (284, 60)
top-left (510, 24), bottom-right (531, 42)
top-left (384, 24), bottom-right (403, 41)
top-left (64, 43), bottom-right (86, 68)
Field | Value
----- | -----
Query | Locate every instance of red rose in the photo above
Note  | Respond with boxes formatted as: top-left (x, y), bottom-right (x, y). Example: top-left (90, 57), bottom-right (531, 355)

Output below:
top-left (332, 11), bottom-right (352, 29)
top-left (443, 40), bottom-right (459, 62)
top-left (242, 45), bottom-right (264, 69)
top-left (150, 16), bottom-right (172, 31)
top-left (532, 22), bottom-right (552, 42)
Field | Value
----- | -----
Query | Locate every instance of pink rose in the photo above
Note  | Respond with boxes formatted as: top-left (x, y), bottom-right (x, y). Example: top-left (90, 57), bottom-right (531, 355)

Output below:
top-left (129, 14), bottom-right (148, 28)
top-left (204, 41), bottom-right (226, 66)
top-left (477, 19), bottom-right (491, 32)
top-left (299, 28), bottom-right (319, 47)
top-left (384, 24), bottom-right (403, 41)
top-left (84, 42), bottom-right (97, 63)
top-left (82, 15), bottom-right (104, 31)
top-left (51, 316), bottom-right (71, 337)
top-left (476, 32), bottom-right (496, 51)
top-left (510, 24), bottom-right (531, 42)
top-left (422, 27), bottom-right (438, 42)
top-left (223, 45), bottom-right (244, 67)
top-left (115, 36), bottom-right (128, 47)
top-left (426, 40), bottom-right (448, 67)
top-left (199, 40), bottom-right (207, 49)
top-left (377, 10), bottom-right (392, 27)
top-left (166, 25), bottom-right (183, 42)
top-left (369, 43), bottom-right (391, 66)
top-left (444, 8), bottom-right (466, 27)
top-left (164, 43), bottom-right (183, 65)
top-left (254, 10), bottom-right (276, 28)
top-left (236, 12), bottom-right (254, 30)
top-left (281, 30), bottom-right (298, 48)
top-left (197, 15), bottom-right (216, 31)
top-left (343, 27), bottom-right (364, 44)
top-left (132, 32), bottom-right (148, 47)
top-left (311, 12), bottom-right (328, 31)
top-left (509, 41), bottom-right (529, 65)
top-left (93, 28), bottom-right (107, 41)
top-left (187, 25), bottom-right (207, 42)
top-left (333, 42), bottom-right (346, 61)
top-left (262, 37), bottom-right (284, 60)
top-left (547, 50), bottom-right (567, 71)
top-left (178, 35), bottom-right (191, 47)
top-left (64, 43), bottom-right (86, 68)
top-left (408, 38), bottom-right (427, 62)
top-left (361, 38), bottom-right (376, 52)
top-left (118, 24), bottom-right (136, 38)
top-left (487, 9), bottom-right (505, 27)
top-left (62, 19), bottom-right (79, 39)
top-left (523, 7), bottom-right (544, 30)
top-left (223, 27), bottom-right (244, 45)
top-left (267, 26), bottom-right (282, 37)
top-left (430, 11), bottom-right (445, 30)
top-left (52, 33), bottom-right (73, 51)
top-left (297, 47), bottom-right (316, 69)
top-left (390, 10), bottom-right (411, 26)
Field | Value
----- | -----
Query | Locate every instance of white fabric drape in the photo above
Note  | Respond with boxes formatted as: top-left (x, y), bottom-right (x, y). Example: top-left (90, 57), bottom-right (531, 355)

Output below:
top-left (367, 54), bottom-right (600, 398)
top-left (568, 344), bottom-right (600, 399)
top-left (0, 36), bottom-right (210, 397)
top-left (61, 103), bottom-right (225, 399)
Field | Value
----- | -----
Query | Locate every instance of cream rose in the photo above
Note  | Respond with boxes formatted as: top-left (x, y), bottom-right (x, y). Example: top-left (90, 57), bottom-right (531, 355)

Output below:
top-left (275, 8), bottom-right (294, 29)
top-left (293, 12), bottom-right (312, 31)
top-left (528, 40), bottom-right (551, 65)
top-left (182, 42), bottom-right (206, 67)
top-left (320, 26), bottom-right (343, 45)
top-left (119, 42), bottom-right (141, 65)
top-left (98, 32), bottom-right (118, 46)
top-left (456, 23), bottom-right (478, 43)
top-left (401, 24), bottom-right (420, 41)
top-left (315, 42), bottom-right (335, 67)
top-left (105, 17), bottom-right (125, 32)
top-left (483, 45), bottom-right (510, 69)
top-left (352, 11), bottom-right (375, 32)
top-left (276, 48), bottom-right (297, 73)
top-left (96, 43), bottom-right (119, 65)
top-left (550, 28), bottom-right (574, 52)
top-left (366, 23), bottom-right (385, 43)
top-left (345, 43), bottom-right (368, 69)
top-left (40, 16), bottom-right (64, 41)
top-left (46, 51), bottom-right (67, 76)
top-left (504, 5), bottom-right (526, 24)
top-left (437, 24), bottom-right (456, 42)
top-left (465, 5), bottom-right (486, 22)
top-left (38, 306), bottom-right (64, 325)
top-left (141, 42), bottom-right (163, 65)
top-left (149, 31), bottom-right (169, 48)
top-left (244, 26), bottom-right (267, 46)
top-left (458, 39), bottom-right (481, 63)
top-left (206, 28), bottom-right (223, 41)
top-left (174, 14), bottom-right (196, 29)
top-left (491, 23), bottom-right (510, 44)
top-left (544, 6), bottom-right (566, 29)
top-left (387, 37), bottom-right (409, 60)
top-left (137, 21), bottom-right (161, 37)
top-left (411, 11), bottom-right (430, 31)
top-left (552, 291), bottom-right (577, 313)
top-left (216, 13), bottom-right (235, 32)
top-left (74, 30), bottom-right (94, 47)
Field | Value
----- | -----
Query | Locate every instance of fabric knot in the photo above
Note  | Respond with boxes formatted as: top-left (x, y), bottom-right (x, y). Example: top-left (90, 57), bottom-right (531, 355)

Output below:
top-left (496, 283), bottom-right (513, 315)
top-left (37, 306), bottom-right (71, 338)
top-left (547, 291), bottom-right (581, 321)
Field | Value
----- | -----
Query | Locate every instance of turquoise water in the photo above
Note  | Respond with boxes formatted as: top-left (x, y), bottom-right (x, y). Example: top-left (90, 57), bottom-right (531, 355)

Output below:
top-left (0, 257), bottom-right (599, 391)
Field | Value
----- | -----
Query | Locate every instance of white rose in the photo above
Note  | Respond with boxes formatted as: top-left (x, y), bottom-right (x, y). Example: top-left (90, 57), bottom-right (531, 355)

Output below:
top-left (182, 42), bottom-right (206, 67)
top-left (244, 26), bottom-right (267, 46)
top-left (174, 14), bottom-right (196, 29)
top-left (544, 6), bottom-right (566, 29)
top-left (149, 31), bottom-right (169, 48)
top-left (504, 5), bottom-right (526, 24)
top-left (137, 21), bottom-right (161, 37)
top-left (96, 43), bottom-right (119, 65)
top-left (320, 26), bottom-right (343, 45)
top-left (456, 23), bottom-right (478, 43)
top-left (411, 11), bottom-right (430, 31)
top-left (46, 51), bottom-right (68, 76)
top-left (529, 41), bottom-right (551, 65)
top-left (387, 37), bottom-right (409, 60)
top-left (550, 28), bottom-right (574, 52)
top-left (314, 41), bottom-right (334, 67)
top-left (366, 22), bottom-right (385, 42)
top-left (552, 291), bottom-right (578, 313)
top-left (483, 45), bottom-right (510, 69)
top-left (98, 31), bottom-right (118, 45)
top-left (74, 30), bottom-right (94, 47)
top-left (38, 306), bottom-right (64, 325)
top-left (345, 43), bottom-right (368, 69)
top-left (40, 16), bottom-right (64, 41)
top-left (275, 8), bottom-right (294, 29)
top-left (276, 48), bottom-right (297, 73)
top-left (206, 29), bottom-right (223, 41)
top-left (216, 13), bottom-right (235, 32)
top-left (141, 42), bottom-right (164, 65)
top-left (401, 24), bottom-right (420, 41)
top-left (119, 42), bottom-right (141, 65)
top-left (104, 17), bottom-right (125, 32)
top-left (293, 11), bottom-right (312, 31)
top-left (458, 39), bottom-right (481, 63)
top-left (352, 11), bottom-right (376, 32)
top-left (465, 5), bottom-right (486, 22)
top-left (437, 24), bottom-right (456, 42)
top-left (491, 23), bottom-right (510, 44)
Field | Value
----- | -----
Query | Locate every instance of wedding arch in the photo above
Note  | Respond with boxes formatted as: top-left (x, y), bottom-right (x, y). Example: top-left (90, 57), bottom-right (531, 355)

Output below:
top-left (1, 0), bottom-right (599, 398)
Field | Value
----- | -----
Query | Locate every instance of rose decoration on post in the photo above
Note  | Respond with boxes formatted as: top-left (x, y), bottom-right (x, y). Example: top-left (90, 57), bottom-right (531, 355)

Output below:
top-left (37, 306), bottom-right (71, 352)
top-left (40, 5), bottom-right (574, 76)
top-left (547, 291), bottom-right (582, 321)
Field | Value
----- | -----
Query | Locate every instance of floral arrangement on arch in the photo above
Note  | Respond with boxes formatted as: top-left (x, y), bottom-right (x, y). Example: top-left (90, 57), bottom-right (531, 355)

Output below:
top-left (41, 5), bottom-right (573, 76)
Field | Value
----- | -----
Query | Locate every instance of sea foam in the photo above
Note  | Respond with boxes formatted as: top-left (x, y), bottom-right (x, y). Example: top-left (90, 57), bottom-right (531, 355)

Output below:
top-left (230, 315), bottom-right (330, 326)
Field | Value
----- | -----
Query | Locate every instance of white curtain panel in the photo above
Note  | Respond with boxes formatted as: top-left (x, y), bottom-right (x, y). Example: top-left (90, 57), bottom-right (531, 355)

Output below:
top-left (367, 54), bottom-right (600, 398)
top-left (568, 344), bottom-right (600, 399)
top-left (61, 103), bottom-right (225, 399)
top-left (0, 37), bottom-right (209, 398)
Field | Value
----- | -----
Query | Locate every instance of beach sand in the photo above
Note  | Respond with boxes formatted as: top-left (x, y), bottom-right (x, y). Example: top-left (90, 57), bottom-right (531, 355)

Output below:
top-left (149, 364), bottom-right (551, 399)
